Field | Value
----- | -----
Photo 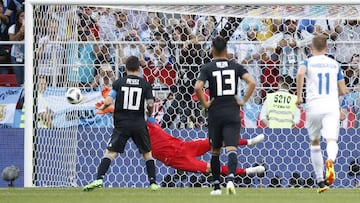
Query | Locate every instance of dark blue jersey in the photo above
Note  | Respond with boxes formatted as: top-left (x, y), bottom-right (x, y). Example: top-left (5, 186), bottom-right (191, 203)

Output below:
top-left (112, 75), bottom-right (154, 128)
top-left (197, 59), bottom-right (248, 115)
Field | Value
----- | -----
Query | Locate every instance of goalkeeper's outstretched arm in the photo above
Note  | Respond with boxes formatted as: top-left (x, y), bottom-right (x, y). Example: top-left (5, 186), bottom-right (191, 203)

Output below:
top-left (97, 90), bottom-right (116, 110)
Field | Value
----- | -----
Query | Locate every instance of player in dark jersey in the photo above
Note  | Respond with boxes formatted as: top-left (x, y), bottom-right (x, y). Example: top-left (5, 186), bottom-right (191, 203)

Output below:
top-left (83, 56), bottom-right (160, 191)
top-left (195, 36), bottom-right (256, 195)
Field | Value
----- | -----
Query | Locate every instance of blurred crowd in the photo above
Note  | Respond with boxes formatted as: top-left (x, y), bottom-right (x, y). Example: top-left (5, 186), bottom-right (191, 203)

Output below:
top-left (0, 3), bottom-right (359, 128)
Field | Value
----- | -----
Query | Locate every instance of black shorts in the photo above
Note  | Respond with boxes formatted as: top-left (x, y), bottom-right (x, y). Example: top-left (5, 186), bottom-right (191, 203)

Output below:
top-left (208, 114), bottom-right (240, 149)
top-left (107, 125), bottom-right (151, 154)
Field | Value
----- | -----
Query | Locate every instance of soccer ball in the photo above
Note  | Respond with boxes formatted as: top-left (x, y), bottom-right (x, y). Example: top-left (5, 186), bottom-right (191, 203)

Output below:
top-left (65, 87), bottom-right (83, 104)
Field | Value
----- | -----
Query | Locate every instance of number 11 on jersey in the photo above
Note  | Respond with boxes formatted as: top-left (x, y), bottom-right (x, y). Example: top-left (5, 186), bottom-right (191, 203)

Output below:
top-left (317, 72), bottom-right (329, 95)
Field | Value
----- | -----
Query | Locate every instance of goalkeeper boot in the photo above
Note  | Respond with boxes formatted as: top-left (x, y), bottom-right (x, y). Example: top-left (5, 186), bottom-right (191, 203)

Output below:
top-left (226, 181), bottom-right (236, 195)
top-left (210, 189), bottom-right (222, 196)
top-left (245, 166), bottom-right (266, 176)
top-left (317, 181), bottom-right (329, 193)
top-left (83, 179), bottom-right (103, 191)
top-left (150, 183), bottom-right (160, 191)
top-left (248, 134), bottom-right (265, 146)
top-left (325, 159), bottom-right (335, 186)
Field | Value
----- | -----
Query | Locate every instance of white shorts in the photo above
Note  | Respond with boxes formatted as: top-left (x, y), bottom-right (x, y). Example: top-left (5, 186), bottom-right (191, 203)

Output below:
top-left (305, 111), bottom-right (340, 141)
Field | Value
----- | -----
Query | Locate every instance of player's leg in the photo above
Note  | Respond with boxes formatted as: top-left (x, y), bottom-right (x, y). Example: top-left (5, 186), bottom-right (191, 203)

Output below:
top-left (210, 148), bottom-right (222, 195)
top-left (208, 120), bottom-right (223, 195)
top-left (223, 122), bottom-right (240, 195)
top-left (133, 126), bottom-right (160, 190)
top-left (243, 133), bottom-right (265, 146)
top-left (83, 128), bottom-right (126, 191)
top-left (306, 113), bottom-right (328, 193)
top-left (142, 151), bottom-right (160, 190)
top-left (322, 112), bottom-right (340, 186)
top-left (169, 155), bottom-right (210, 173)
top-left (220, 165), bottom-right (265, 176)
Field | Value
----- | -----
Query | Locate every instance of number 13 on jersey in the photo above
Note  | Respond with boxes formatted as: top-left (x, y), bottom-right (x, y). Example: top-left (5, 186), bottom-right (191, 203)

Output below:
top-left (212, 70), bottom-right (236, 96)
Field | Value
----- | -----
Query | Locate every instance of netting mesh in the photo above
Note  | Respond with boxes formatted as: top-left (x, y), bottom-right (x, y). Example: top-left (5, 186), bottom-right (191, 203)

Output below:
top-left (30, 4), bottom-right (360, 188)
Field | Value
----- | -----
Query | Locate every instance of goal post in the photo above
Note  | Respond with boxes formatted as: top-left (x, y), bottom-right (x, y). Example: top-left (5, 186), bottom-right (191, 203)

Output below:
top-left (24, 0), bottom-right (360, 188)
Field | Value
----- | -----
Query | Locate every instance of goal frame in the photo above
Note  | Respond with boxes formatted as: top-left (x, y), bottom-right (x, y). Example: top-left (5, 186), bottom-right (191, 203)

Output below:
top-left (24, 0), bottom-right (358, 187)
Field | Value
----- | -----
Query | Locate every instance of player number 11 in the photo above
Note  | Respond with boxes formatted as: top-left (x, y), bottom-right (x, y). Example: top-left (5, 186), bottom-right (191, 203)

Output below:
top-left (317, 72), bottom-right (330, 95)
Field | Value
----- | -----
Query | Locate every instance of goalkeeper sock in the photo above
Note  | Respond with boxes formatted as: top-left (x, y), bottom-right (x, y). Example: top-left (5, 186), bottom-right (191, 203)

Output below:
top-left (221, 166), bottom-right (246, 175)
top-left (238, 139), bottom-right (248, 146)
top-left (211, 154), bottom-right (221, 189)
top-left (145, 158), bottom-right (156, 184)
top-left (96, 157), bottom-right (112, 180)
top-left (310, 145), bottom-right (324, 182)
top-left (326, 141), bottom-right (338, 162)
top-left (227, 151), bottom-right (237, 182)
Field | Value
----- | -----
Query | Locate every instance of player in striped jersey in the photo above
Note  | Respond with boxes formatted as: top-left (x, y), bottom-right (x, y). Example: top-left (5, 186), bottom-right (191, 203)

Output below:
top-left (296, 35), bottom-right (347, 193)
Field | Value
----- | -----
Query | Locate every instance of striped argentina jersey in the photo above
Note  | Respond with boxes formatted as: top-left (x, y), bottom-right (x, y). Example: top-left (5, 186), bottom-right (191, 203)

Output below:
top-left (302, 55), bottom-right (344, 110)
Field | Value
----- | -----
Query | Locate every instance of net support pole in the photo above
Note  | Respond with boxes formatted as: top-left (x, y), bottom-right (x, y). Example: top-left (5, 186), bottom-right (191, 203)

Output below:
top-left (24, 1), bottom-right (35, 187)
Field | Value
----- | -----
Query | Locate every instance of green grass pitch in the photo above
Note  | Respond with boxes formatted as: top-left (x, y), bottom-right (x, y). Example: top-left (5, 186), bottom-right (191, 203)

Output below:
top-left (1, 188), bottom-right (359, 203)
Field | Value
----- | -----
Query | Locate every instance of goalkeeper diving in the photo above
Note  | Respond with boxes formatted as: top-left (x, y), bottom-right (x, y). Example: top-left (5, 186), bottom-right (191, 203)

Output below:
top-left (95, 87), bottom-right (265, 176)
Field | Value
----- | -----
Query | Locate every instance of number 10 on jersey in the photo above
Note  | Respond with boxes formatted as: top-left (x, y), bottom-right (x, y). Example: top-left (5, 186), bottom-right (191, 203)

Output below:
top-left (121, 87), bottom-right (142, 110)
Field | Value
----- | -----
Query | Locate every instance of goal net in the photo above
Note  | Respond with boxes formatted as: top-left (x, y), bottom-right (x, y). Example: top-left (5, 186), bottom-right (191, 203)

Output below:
top-left (25, 1), bottom-right (360, 188)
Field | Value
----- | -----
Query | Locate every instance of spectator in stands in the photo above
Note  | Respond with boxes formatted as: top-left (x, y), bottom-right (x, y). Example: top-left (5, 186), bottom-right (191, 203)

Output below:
top-left (48, 5), bottom-right (74, 41)
top-left (141, 12), bottom-right (165, 42)
top-left (118, 28), bottom-right (146, 67)
top-left (78, 6), bottom-right (99, 40)
top-left (3, 0), bottom-right (24, 25)
top-left (114, 10), bottom-right (130, 41)
top-left (194, 15), bottom-right (217, 41)
top-left (125, 9), bottom-right (148, 32)
top-left (143, 45), bottom-right (175, 88)
top-left (97, 8), bottom-right (117, 42)
top-left (69, 25), bottom-right (99, 87)
top-left (340, 83), bottom-right (360, 128)
top-left (0, 0), bottom-right (9, 40)
top-left (238, 24), bottom-right (267, 104)
top-left (8, 9), bottom-right (24, 86)
top-left (0, 0), bottom-right (10, 75)
top-left (335, 19), bottom-right (360, 64)
top-left (20, 75), bottom-right (54, 128)
top-left (342, 54), bottom-right (359, 89)
top-left (160, 22), bottom-right (204, 128)
top-left (0, 0), bottom-right (9, 27)
top-left (37, 76), bottom-right (54, 128)
top-left (263, 19), bottom-right (313, 93)
top-left (35, 19), bottom-right (66, 86)
top-left (93, 43), bottom-right (117, 88)
top-left (91, 63), bottom-right (115, 89)
top-left (314, 19), bottom-right (342, 58)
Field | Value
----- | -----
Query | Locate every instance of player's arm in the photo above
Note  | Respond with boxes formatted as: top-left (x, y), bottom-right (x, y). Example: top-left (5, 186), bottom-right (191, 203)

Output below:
top-left (259, 99), bottom-right (269, 127)
top-left (145, 83), bottom-right (155, 117)
top-left (146, 98), bottom-right (154, 117)
top-left (97, 90), bottom-right (116, 110)
top-left (337, 67), bottom-right (347, 96)
top-left (195, 67), bottom-right (212, 109)
top-left (293, 107), bottom-right (301, 126)
top-left (296, 64), bottom-right (306, 107)
top-left (238, 73), bottom-right (256, 106)
top-left (339, 95), bottom-right (350, 121)
top-left (195, 80), bottom-right (211, 109)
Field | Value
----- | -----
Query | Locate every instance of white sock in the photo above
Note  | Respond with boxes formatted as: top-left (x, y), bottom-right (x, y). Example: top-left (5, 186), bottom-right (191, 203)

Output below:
top-left (310, 145), bottom-right (324, 182)
top-left (326, 141), bottom-right (338, 162)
